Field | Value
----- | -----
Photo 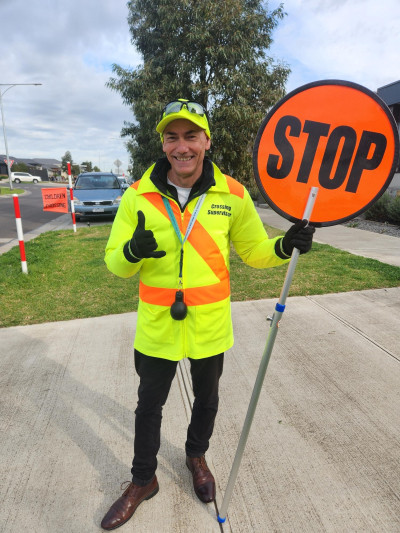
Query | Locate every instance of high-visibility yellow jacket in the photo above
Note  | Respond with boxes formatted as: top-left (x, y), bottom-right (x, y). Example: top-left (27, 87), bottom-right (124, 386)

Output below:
top-left (105, 158), bottom-right (289, 361)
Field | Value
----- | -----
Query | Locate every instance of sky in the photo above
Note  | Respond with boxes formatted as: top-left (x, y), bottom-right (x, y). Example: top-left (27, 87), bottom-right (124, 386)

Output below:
top-left (0, 0), bottom-right (399, 177)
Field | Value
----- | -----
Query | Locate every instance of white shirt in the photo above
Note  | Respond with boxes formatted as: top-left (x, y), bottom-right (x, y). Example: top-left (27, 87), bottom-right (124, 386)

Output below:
top-left (167, 178), bottom-right (191, 207)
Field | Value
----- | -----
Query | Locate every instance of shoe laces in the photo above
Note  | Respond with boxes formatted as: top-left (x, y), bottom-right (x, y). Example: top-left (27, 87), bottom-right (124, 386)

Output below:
top-left (195, 455), bottom-right (209, 471)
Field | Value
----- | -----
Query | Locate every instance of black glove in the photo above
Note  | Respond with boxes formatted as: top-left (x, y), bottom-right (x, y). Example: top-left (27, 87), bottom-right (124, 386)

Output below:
top-left (124, 210), bottom-right (166, 261)
top-left (281, 219), bottom-right (315, 256)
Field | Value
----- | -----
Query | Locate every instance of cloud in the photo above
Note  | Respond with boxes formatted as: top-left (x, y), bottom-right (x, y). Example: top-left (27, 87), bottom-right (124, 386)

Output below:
top-left (0, 0), bottom-right (141, 175)
top-left (1, 0), bottom-right (399, 176)
top-left (271, 0), bottom-right (400, 92)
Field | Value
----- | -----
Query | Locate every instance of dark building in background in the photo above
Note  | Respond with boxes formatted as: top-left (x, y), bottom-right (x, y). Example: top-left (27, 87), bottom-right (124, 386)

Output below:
top-left (0, 156), bottom-right (61, 179)
top-left (377, 80), bottom-right (400, 134)
top-left (378, 81), bottom-right (400, 185)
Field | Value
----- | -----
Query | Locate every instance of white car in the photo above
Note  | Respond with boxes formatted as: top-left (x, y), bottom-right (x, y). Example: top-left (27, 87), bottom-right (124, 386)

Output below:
top-left (11, 171), bottom-right (42, 184)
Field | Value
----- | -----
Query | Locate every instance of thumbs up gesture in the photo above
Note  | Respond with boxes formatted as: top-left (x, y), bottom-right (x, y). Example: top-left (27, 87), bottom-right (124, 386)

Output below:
top-left (129, 210), bottom-right (166, 259)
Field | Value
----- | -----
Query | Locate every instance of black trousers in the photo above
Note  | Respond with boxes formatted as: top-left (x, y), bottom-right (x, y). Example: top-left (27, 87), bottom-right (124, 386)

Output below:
top-left (131, 349), bottom-right (224, 486)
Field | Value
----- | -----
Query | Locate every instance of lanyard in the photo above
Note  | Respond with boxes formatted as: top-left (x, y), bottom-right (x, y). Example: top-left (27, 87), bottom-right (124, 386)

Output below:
top-left (162, 193), bottom-right (206, 285)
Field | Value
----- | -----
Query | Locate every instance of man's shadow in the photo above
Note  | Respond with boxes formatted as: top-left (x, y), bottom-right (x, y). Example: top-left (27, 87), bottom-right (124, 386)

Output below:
top-left (1, 328), bottom-right (211, 531)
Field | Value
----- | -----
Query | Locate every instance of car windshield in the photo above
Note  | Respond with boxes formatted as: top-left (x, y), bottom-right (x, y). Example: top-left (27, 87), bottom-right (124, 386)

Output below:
top-left (75, 175), bottom-right (120, 189)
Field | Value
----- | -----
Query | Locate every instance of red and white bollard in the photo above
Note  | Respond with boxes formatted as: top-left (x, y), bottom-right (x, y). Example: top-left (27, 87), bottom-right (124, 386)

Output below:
top-left (67, 161), bottom-right (76, 232)
top-left (12, 194), bottom-right (28, 274)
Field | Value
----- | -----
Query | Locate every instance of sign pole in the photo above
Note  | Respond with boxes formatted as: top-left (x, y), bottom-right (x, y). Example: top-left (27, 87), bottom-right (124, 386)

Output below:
top-left (217, 187), bottom-right (318, 524)
top-left (12, 194), bottom-right (28, 274)
top-left (67, 161), bottom-right (77, 232)
top-left (41, 187), bottom-right (69, 213)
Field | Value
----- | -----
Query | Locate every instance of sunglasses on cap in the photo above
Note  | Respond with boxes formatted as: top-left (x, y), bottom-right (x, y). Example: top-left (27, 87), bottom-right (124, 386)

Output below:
top-left (161, 100), bottom-right (207, 120)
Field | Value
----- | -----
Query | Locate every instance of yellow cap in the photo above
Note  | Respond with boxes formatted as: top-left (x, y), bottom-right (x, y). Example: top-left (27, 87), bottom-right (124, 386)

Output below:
top-left (156, 99), bottom-right (211, 139)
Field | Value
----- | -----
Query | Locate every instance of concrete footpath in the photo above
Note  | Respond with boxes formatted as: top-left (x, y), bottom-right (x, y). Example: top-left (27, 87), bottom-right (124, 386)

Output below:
top-left (256, 206), bottom-right (400, 268)
top-left (1, 208), bottom-right (400, 532)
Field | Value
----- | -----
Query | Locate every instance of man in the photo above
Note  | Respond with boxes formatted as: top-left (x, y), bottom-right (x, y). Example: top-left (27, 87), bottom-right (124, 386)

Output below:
top-left (101, 99), bottom-right (314, 530)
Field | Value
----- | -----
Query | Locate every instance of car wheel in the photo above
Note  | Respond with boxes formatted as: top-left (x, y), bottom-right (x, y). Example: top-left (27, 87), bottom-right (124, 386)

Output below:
top-left (75, 216), bottom-right (81, 222)
top-left (14, 178), bottom-right (21, 184)
top-left (33, 179), bottom-right (38, 184)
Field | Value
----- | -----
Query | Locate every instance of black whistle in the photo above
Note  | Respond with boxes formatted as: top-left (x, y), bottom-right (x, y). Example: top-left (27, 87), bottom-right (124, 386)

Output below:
top-left (170, 290), bottom-right (187, 320)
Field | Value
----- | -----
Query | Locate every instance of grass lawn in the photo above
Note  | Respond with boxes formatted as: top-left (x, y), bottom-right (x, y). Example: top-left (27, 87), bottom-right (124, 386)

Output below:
top-left (0, 186), bottom-right (25, 195)
top-left (0, 223), bottom-right (399, 328)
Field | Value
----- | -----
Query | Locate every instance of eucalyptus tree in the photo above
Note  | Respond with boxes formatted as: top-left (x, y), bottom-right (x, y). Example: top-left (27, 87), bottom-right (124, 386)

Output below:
top-left (108, 0), bottom-right (290, 187)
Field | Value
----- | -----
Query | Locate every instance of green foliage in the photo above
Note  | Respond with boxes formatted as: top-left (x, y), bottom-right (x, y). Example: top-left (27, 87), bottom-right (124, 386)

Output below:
top-left (364, 192), bottom-right (393, 222)
top-left (387, 195), bottom-right (400, 224)
top-left (107, 0), bottom-right (290, 185)
top-left (10, 162), bottom-right (30, 172)
top-left (364, 192), bottom-right (400, 225)
top-left (81, 161), bottom-right (93, 172)
top-left (61, 151), bottom-right (73, 172)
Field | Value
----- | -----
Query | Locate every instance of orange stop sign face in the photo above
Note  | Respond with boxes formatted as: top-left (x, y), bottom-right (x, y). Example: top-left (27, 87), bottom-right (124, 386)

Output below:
top-left (253, 80), bottom-right (399, 226)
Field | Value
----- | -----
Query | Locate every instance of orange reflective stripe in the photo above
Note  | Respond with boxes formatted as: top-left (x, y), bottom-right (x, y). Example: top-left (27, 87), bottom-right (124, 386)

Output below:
top-left (139, 278), bottom-right (230, 306)
top-left (140, 192), bottom-right (231, 305)
top-left (142, 191), bottom-right (168, 216)
top-left (131, 181), bottom-right (140, 190)
top-left (139, 282), bottom-right (176, 306)
top-left (185, 277), bottom-right (230, 305)
top-left (143, 192), bottom-right (229, 281)
top-left (225, 175), bottom-right (244, 198)
top-left (143, 192), bottom-right (182, 225)
top-left (186, 217), bottom-right (228, 281)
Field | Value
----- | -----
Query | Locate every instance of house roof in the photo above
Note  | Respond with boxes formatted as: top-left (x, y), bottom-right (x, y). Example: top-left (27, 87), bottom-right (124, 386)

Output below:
top-left (33, 158), bottom-right (62, 167)
top-left (377, 80), bottom-right (400, 107)
top-left (0, 155), bottom-right (62, 170)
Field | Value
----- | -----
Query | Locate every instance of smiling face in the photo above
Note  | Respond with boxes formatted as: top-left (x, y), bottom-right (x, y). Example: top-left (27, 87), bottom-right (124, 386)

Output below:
top-left (162, 119), bottom-right (211, 188)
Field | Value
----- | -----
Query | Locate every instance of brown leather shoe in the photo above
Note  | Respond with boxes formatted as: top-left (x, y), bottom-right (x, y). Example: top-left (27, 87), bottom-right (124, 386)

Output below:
top-left (186, 455), bottom-right (215, 503)
top-left (101, 477), bottom-right (159, 530)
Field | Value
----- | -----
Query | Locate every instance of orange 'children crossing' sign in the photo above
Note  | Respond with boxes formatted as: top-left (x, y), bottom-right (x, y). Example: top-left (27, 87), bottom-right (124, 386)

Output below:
top-left (253, 80), bottom-right (399, 226)
top-left (42, 187), bottom-right (69, 213)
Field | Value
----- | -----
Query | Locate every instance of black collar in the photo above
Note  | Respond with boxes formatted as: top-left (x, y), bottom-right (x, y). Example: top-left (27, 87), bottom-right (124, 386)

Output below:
top-left (150, 157), bottom-right (216, 209)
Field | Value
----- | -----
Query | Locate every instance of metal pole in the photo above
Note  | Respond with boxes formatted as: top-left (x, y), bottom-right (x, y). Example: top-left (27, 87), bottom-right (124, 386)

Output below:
top-left (217, 187), bottom-right (319, 524)
top-left (0, 84), bottom-right (42, 190)
top-left (0, 88), bottom-right (13, 190)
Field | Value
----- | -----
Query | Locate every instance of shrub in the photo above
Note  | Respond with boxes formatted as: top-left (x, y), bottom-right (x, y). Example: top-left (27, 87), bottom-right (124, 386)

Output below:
top-left (364, 192), bottom-right (393, 222)
top-left (387, 195), bottom-right (400, 225)
top-left (9, 162), bottom-right (29, 172)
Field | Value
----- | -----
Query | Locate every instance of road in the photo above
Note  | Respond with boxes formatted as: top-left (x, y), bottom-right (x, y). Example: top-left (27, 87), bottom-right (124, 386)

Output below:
top-left (0, 183), bottom-right (67, 239)
top-left (0, 182), bottom-right (112, 243)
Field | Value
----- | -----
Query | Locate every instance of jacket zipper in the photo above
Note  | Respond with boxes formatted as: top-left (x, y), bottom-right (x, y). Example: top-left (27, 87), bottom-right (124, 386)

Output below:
top-left (164, 193), bottom-right (188, 358)
top-left (180, 208), bottom-right (187, 358)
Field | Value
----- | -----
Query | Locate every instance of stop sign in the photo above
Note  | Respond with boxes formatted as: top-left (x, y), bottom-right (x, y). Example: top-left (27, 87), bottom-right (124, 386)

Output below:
top-left (253, 80), bottom-right (399, 226)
